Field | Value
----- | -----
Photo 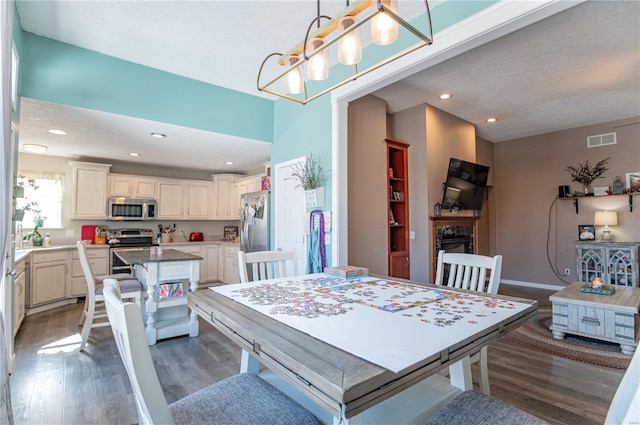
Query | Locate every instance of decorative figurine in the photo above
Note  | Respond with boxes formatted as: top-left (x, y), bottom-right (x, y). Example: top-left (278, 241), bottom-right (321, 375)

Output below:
top-left (612, 176), bottom-right (624, 195)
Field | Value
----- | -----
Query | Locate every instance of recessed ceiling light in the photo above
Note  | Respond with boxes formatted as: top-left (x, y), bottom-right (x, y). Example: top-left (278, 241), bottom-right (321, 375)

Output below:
top-left (129, 152), bottom-right (140, 157)
top-left (439, 93), bottom-right (452, 100)
top-left (225, 161), bottom-right (234, 165)
top-left (151, 132), bottom-right (167, 138)
top-left (48, 129), bottom-right (67, 135)
top-left (486, 117), bottom-right (497, 123)
top-left (23, 144), bottom-right (48, 153)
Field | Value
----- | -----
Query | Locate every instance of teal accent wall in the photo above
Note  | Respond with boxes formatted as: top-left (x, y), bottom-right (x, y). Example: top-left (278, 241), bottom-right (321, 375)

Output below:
top-left (269, 0), bottom-right (497, 262)
top-left (19, 33), bottom-right (274, 143)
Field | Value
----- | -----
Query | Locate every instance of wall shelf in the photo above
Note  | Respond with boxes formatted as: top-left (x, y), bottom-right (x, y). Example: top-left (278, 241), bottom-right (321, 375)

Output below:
top-left (560, 192), bottom-right (639, 214)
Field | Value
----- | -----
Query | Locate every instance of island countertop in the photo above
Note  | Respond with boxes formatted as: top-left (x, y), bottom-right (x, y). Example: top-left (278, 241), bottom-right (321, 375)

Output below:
top-left (114, 248), bottom-right (203, 265)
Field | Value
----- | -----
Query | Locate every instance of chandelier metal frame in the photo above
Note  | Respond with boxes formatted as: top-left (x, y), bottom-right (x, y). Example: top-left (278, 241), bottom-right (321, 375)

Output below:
top-left (257, 0), bottom-right (433, 105)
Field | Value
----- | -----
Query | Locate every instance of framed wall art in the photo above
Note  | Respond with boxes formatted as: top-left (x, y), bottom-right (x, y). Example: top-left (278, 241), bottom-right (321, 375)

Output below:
top-left (626, 172), bottom-right (640, 193)
top-left (578, 225), bottom-right (595, 241)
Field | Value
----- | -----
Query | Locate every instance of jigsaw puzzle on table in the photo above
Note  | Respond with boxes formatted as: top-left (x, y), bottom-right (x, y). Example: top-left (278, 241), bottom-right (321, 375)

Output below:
top-left (212, 274), bottom-right (531, 372)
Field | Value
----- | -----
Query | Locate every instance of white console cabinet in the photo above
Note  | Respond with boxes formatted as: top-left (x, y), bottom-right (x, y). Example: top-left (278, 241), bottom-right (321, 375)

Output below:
top-left (575, 241), bottom-right (640, 287)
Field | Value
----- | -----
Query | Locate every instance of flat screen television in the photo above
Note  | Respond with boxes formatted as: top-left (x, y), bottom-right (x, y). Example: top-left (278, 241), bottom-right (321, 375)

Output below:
top-left (441, 158), bottom-right (490, 211)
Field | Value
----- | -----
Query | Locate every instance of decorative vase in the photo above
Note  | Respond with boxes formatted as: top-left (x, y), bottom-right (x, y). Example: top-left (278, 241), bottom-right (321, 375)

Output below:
top-left (34, 219), bottom-right (44, 227)
top-left (583, 184), bottom-right (590, 195)
top-left (32, 237), bottom-right (43, 247)
top-left (305, 187), bottom-right (325, 208)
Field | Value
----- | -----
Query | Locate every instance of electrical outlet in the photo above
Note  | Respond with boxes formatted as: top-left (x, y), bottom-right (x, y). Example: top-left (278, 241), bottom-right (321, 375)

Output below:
top-left (410, 231), bottom-right (415, 240)
top-left (66, 229), bottom-right (75, 237)
top-left (564, 268), bottom-right (571, 276)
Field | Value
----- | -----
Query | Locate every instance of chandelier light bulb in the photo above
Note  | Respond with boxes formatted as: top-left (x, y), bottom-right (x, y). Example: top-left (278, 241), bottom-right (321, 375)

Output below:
top-left (284, 55), bottom-right (304, 94)
top-left (338, 17), bottom-right (362, 65)
top-left (306, 37), bottom-right (329, 81)
top-left (371, 0), bottom-right (398, 46)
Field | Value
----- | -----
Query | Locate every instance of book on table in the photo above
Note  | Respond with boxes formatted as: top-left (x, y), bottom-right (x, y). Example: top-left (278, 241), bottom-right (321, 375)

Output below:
top-left (324, 265), bottom-right (369, 279)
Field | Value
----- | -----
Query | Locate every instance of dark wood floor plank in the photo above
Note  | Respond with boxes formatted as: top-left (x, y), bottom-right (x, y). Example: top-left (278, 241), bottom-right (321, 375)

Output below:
top-left (9, 286), bottom-right (626, 425)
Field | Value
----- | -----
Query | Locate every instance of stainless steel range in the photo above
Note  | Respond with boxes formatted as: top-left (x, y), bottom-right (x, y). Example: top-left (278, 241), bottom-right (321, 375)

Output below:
top-left (108, 228), bottom-right (156, 274)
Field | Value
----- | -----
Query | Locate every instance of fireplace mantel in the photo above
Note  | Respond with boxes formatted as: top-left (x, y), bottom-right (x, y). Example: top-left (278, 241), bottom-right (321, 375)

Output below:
top-left (430, 215), bottom-right (480, 282)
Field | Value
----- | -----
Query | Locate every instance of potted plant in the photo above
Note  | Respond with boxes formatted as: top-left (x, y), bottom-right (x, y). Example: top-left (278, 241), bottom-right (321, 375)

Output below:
top-left (24, 224), bottom-right (44, 246)
top-left (566, 157), bottom-right (609, 196)
top-left (289, 153), bottom-right (329, 208)
top-left (12, 201), bottom-right (39, 222)
top-left (33, 211), bottom-right (46, 227)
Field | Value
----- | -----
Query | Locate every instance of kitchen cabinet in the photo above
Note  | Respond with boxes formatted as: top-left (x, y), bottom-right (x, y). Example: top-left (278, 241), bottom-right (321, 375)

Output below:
top-left (157, 180), bottom-right (185, 219)
top-left (69, 161), bottom-right (112, 219)
top-left (71, 248), bottom-right (109, 297)
top-left (230, 174), bottom-right (264, 220)
top-left (212, 174), bottom-right (234, 220)
top-left (158, 180), bottom-right (213, 220)
top-left (14, 257), bottom-right (27, 336)
top-left (30, 250), bottom-right (70, 306)
top-left (202, 244), bottom-right (220, 282)
top-left (223, 245), bottom-right (240, 283)
top-left (185, 181), bottom-right (213, 219)
top-left (109, 174), bottom-right (156, 198)
top-left (231, 180), bottom-right (245, 220)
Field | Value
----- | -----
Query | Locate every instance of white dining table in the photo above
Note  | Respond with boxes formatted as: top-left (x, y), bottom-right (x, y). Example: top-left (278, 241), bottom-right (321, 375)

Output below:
top-left (188, 274), bottom-right (537, 424)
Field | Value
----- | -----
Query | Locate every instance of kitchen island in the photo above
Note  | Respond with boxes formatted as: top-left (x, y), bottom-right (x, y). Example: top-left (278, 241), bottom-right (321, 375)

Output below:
top-left (114, 248), bottom-right (202, 345)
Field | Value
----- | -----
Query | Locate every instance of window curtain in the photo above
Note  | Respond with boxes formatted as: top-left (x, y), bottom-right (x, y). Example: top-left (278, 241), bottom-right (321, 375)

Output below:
top-left (1, 0), bottom-right (15, 423)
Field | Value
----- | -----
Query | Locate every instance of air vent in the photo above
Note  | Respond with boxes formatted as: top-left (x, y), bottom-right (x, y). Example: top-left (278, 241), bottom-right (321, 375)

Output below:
top-left (587, 132), bottom-right (616, 148)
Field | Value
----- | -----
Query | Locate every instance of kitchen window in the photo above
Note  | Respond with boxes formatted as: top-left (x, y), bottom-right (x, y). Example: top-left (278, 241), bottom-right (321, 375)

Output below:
top-left (17, 172), bottom-right (64, 228)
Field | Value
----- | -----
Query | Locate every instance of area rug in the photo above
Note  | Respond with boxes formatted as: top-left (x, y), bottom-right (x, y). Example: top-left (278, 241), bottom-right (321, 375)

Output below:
top-left (504, 307), bottom-right (631, 369)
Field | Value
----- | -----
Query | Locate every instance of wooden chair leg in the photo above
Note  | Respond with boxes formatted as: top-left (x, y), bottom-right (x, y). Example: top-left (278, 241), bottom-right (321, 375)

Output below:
top-left (478, 346), bottom-right (491, 395)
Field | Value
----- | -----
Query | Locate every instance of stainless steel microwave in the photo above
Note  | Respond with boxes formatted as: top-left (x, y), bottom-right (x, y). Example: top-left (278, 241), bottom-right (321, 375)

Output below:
top-left (107, 197), bottom-right (157, 221)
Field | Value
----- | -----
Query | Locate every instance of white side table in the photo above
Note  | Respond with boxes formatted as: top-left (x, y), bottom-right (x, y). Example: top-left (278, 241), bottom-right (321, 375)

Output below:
top-left (550, 281), bottom-right (640, 355)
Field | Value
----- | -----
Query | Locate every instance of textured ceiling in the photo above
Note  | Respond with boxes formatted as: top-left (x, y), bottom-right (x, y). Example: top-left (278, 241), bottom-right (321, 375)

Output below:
top-left (14, 1), bottom-right (640, 172)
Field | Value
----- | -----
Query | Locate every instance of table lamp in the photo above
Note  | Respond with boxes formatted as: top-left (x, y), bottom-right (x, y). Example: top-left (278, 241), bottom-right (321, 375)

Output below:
top-left (594, 210), bottom-right (618, 240)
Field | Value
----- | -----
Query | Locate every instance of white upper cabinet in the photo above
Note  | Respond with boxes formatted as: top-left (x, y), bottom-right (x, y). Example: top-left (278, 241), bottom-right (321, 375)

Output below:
top-left (109, 175), bottom-right (156, 198)
top-left (69, 161), bottom-right (111, 219)
top-left (185, 181), bottom-right (213, 219)
top-left (157, 180), bottom-right (185, 219)
top-left (212, 174), bottom-right (233, 220)
top-left (158, 179), bottom-right (213, 220)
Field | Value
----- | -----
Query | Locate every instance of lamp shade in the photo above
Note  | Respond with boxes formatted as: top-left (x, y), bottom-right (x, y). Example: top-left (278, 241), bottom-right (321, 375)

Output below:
top-left (594, 211), bottom-right (618, 226)
top-left (371, 0), bottom-right (398, 45)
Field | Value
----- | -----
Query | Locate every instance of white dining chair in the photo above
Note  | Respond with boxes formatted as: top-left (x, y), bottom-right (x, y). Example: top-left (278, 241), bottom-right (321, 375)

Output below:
top-left (434, 250), bottom-right (503, 395)
top-left (77, 241), bottom-right (143, 351)
top-left (238, 250), bottom-right (298, 283)
top-left (101, 279), bottom-right (319, 425)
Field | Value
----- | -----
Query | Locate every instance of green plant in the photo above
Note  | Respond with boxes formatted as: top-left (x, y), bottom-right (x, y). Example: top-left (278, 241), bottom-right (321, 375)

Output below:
top-left (13, 175), bottom-right (44, 223)
top-left (565, 157), bottom-right (609, 185)
top-left (23, 224), bottom-right (42, 242)
top-left (289, 153), bottom-right (329, 190)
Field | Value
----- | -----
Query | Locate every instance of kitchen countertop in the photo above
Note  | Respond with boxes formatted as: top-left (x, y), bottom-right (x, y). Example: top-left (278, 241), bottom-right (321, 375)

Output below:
top-left (115, 248), bottom-right (203, 264)
top-left (13, 239), bottom-right (239, 259)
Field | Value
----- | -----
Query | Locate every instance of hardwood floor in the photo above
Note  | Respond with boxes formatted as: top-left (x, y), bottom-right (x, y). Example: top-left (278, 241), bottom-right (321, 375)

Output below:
top-left (9, 285), bottom-right (625, 425)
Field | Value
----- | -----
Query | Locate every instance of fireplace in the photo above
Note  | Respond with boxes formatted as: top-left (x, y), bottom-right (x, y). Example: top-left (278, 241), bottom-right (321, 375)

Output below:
top-left (430, 216), bottom-right (479, 281)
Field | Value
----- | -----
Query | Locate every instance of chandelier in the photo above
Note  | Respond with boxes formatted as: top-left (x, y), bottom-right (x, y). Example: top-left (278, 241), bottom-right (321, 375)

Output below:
top-left (257, 0), bottom-right (433, 105)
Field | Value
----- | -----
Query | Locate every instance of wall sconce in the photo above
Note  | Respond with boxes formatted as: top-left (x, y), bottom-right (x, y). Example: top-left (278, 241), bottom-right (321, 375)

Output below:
top-left (257, 0), bottom-right (433, 105)
top-left (594, 210), bottom-right (618, 240)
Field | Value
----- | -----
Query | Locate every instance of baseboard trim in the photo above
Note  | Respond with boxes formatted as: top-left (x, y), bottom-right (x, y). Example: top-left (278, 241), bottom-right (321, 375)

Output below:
top-left (501, 279), bottom-right (565, 291)
top-left (26, 298), bottom-right (78, 316)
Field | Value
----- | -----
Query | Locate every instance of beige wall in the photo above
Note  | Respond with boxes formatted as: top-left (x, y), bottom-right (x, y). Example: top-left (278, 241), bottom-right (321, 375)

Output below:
top-left (389, 104), bottom-right (478, 282)
top-left (389, 105), bottom-right (428, 281)
top-left (476, 137), bottom-right (496, 255)
top-left (17, 153), bottom-right (239, 245)
top-left (494, 117), bottom-right (640, 286)
top-left (347, 95), bottom-right (389, 275)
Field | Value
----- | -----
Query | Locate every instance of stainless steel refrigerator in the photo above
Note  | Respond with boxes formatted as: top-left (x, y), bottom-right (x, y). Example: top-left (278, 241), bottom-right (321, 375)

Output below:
top-left (239, 190), bottom-right (269, 253)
